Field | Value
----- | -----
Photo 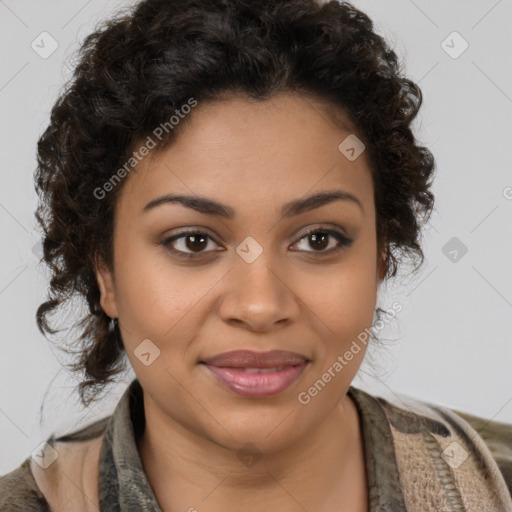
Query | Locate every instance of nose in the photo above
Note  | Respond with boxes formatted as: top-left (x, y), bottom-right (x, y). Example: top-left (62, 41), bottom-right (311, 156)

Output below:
top-left (217, 254), bottom-right (301, 333)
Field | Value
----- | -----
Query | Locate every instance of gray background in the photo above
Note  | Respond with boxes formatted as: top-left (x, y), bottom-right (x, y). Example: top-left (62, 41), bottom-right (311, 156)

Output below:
top-left (1, 0), bottom-right (511, 474)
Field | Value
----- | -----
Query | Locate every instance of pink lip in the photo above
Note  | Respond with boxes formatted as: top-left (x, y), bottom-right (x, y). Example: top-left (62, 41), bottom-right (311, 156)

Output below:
top-left (203, 363), bottom-right (308, 398)
top-left (200, 350), bottom-right (310, 398)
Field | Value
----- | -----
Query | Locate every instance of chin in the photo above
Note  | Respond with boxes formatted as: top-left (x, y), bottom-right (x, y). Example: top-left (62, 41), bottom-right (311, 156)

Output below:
top-left (202, 404), bottom-right (309, 453)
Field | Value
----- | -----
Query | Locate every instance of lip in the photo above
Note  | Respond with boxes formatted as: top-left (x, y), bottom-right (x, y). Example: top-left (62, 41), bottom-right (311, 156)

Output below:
top-left (200, 350), bottom-right (310, 398)
top-left (201, 349), bottom-right (309, 368)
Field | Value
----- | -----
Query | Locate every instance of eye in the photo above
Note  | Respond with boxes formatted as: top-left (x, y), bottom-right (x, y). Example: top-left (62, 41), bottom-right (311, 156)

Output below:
top-left (160, 229), bottom-right (222, 259)
top-left (290, 227), bottom-right (353, 255)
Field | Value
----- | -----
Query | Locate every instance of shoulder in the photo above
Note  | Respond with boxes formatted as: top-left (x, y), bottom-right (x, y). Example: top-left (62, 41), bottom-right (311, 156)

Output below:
top-left (355, 387), bottom-right (512, 498)
top-left (0, 458), bottom-right (50, 512)
top-left (450, 408), bottom-right (512, 497)
top-left (0, 415), bottom-right (110, 512)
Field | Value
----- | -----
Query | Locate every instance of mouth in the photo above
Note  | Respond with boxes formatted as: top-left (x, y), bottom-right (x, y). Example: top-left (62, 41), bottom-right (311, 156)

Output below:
top-left (199, 350), bottom-right (310, 398)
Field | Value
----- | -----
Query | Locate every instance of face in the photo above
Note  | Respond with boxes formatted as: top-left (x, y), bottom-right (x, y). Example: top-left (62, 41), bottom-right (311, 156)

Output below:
top-left (96, 92), bottom-right (386, 454)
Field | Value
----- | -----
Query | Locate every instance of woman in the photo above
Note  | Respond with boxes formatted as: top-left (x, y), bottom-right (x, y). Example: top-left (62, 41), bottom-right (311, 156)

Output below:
top-left (1, 0), bottom-right (511, 510)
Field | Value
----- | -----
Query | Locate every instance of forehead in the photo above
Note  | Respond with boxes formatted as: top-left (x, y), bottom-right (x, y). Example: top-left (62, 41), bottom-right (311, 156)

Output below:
top-left (116, 93), bottom-right (373, 218)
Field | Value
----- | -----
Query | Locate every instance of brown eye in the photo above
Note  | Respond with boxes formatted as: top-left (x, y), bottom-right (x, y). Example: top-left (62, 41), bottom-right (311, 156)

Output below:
top-left (291, 228), bottom-right (353, 254)
top-left (308, 232), bottom-right (329, 251)
top-left (161, 230), bottom-right (222, 258)
top-left (182, 233), bottom-right (208, 252)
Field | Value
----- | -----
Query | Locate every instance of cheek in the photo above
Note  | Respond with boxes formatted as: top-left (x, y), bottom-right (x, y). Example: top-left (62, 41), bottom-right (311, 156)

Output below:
top-left (305, 241), bottom-right (378, 365)
top-left (304, 272), bottom-right (376, 369)
top-left (317, 241), bottom-right (378, 324)
top-left (302, 273), bottom-right (376, 401)
top-left (112, 240), bottom-right (201, 347)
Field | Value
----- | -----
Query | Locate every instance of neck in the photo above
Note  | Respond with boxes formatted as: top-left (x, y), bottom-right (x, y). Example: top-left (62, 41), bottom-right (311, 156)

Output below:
top-left (137, 392), bottom-right (368, 512)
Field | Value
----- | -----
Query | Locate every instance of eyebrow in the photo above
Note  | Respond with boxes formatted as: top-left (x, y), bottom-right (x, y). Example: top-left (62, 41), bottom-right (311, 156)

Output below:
top-left (142, 190), bottom-right (364, 218)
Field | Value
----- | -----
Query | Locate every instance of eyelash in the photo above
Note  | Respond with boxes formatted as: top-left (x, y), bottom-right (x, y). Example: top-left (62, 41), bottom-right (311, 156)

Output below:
top-left (159, 227), bottom-right (353, 260)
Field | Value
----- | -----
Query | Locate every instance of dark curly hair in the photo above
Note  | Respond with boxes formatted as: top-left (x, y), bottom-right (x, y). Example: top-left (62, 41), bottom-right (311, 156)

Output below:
top-left (34, 0), bottom-right (436, 407)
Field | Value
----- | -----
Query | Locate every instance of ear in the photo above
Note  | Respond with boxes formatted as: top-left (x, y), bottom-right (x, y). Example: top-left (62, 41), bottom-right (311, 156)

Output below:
top-left (94, 257), bottom-right (119, 318)
top-left (376, 244), bottom-right (388, 283)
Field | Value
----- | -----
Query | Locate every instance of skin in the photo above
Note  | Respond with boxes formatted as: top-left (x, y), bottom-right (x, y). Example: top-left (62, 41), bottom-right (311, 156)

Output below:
top-left (96, 92), bottom-right (387, 512)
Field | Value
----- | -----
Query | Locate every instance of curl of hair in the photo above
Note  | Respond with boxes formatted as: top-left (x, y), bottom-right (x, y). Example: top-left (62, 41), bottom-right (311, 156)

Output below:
top-left (35, 0), bottom-right (436, 407)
